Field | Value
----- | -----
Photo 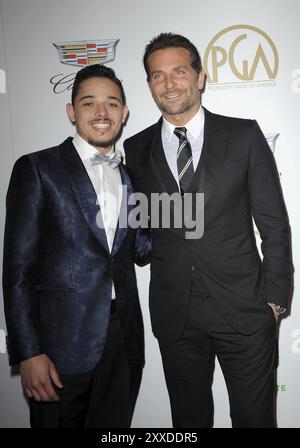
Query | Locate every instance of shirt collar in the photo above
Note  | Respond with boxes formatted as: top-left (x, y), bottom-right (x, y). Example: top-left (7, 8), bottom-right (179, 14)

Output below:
top-left (162, 106), bottom-right (205, 142)
top-left (73, 133), bottom-right (115, 162)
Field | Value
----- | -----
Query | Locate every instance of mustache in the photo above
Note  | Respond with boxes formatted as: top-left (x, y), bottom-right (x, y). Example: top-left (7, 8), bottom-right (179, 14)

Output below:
top-left (162, 89), bottom-right (183, 97)
top-left (91, 119), bottom-right (112, 124)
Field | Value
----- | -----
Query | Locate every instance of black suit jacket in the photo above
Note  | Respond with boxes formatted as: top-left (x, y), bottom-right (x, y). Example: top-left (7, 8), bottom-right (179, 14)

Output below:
top-left (3, 137), bottom-right (150, 374)
top-left (124, 108), bottom-right (293, 341)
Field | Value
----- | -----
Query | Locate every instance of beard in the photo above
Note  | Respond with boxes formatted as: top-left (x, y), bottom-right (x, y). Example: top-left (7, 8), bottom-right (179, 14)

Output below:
top-left (159, 99), bottom-right (192, 116)
top-left (87, 123), bottom-right (123, 150)
top-left (88, 137), bottom-right (115, 149)
top-left (153, 89), bottom-right (200, 116)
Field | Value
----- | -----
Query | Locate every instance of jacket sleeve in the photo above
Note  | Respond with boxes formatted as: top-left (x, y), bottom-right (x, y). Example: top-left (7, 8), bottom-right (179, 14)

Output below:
top-left (2, 155), bottom-right (44, 365)
top-left (134, 227), bottom-right (151, 267)
top-left (248, 121), bottom-right (293, 310)
top-left (123, 146), bottom-right (151, 267)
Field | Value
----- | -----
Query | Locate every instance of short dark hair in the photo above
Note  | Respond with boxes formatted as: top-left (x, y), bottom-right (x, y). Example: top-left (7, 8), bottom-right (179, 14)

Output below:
top-left (143, 33), bottom-right (202, 81)
top-left (71, 64), bottom-right (126, 105)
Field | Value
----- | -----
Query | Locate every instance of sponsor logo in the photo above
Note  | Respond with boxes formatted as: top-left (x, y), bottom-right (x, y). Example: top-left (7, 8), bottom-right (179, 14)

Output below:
top-left (50, 39), bottom-right (119, 94)
top-left (0, 68), bottom-right (6, 93)
top-left (53, 39), bottom-right (119, 67)
top-left (254, 132), bottom-right (280, 238)
top-left (264, 133), bottom-right (280, 154)
top-left (291, 68), bottom-right (300, 93)
top-left (264, 133), bottom-right (282, 178)
top-left (291, 329), bottom-right (300, 354)
top-left (0, 329), bottom-right (6, 354)
top-left (204, 25), bottom-right (279, 90)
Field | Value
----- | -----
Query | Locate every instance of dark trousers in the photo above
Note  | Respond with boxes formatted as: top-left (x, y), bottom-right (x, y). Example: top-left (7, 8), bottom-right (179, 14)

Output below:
top-left (29, 304), bottom-right (143, 428)
top-left (158, 291), bottom-right (277, 428)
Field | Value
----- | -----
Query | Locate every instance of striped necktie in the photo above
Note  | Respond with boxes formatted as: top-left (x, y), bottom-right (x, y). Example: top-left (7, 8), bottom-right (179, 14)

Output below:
top-left (174, 127), bottom-right (194, 194)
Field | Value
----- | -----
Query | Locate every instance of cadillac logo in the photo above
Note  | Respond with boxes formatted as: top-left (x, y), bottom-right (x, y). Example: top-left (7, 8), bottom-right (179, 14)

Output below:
top-left (53, 39), bottom-right (119, 67)
top-left (50, 38), bottom-right (119, 94)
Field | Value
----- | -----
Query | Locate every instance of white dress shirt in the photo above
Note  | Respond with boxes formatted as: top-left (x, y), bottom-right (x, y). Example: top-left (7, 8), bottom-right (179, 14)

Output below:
top-left (73, 133), bottom-right (123, 299)
top-left (161, 106), bottom-right (205, 189)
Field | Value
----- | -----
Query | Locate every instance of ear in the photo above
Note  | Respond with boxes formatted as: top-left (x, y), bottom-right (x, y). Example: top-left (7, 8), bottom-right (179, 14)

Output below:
top-left (197, 69), bottom-right (206, 90)
top-left (122, 105), bottom-right (129, 124)
top-left (66, 103), bottom-right (76, 125)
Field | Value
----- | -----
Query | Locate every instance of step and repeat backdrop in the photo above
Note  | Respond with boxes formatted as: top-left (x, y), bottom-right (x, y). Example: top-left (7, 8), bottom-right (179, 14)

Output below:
top-left (0, 0), bottom-right (299, 427)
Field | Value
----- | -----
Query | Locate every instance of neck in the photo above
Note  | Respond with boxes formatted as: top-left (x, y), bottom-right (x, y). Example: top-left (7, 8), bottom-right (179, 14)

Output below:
top-left (87, 139), bottom-right (114, 155)
top-left (95, 146), bottom-right (113, 155)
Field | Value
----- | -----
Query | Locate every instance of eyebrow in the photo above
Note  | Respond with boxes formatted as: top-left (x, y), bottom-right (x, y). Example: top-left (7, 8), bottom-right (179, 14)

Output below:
top-left (107, 95), bottom-right (122, 104)
top-left (78, 95), bottom-right (122, 104)
top-left (174, 65), bottom-right (188, 71)
top-left (150, 65), bottom-right (188, 76)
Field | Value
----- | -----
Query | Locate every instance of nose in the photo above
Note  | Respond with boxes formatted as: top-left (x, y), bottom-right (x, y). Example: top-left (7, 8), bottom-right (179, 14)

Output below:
top-left (164, 74), bottom-right (176, 90)
top-left (95, 103), bottom-right (107, 118)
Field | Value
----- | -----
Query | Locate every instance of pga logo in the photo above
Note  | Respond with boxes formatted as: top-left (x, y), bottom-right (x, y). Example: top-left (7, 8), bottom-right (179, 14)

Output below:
top-left (204, 25), bottom-right (279, 85)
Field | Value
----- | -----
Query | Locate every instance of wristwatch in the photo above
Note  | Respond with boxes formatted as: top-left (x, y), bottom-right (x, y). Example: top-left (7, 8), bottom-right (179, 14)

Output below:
top-left (269, 303), bottom-right (286, 314)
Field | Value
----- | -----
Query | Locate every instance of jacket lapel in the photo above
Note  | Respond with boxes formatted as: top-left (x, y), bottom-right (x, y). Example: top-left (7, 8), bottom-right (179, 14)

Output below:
top-left (143, 111), bottom-right (231, 206)
top-left (190, 108), bottom-right (230, 207)
top-left (60, 138), bottom-right (110, 253)
top-left (147, 111), bottom-right (231, 232)
top-left (150, 118), bottom-right (180, 195)
top-left (144, 119), bottom-right (184, 237)
top-left (132, 109), bottom-right (231, 238)
top-left (111, 163), bottom-right (132, 256)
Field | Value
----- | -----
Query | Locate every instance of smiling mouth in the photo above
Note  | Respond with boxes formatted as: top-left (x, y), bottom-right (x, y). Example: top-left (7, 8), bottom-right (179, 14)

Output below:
top-left (163, 92), bottom-right (182, 101)
top-left (92, 122), bottom-right (111, 132)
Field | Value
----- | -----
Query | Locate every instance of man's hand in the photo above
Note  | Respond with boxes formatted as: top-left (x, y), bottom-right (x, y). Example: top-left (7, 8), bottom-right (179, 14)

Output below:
top-left (268, 303), bottom-right (279, 322)
top-left (20, 354), bottom-right (63, 402)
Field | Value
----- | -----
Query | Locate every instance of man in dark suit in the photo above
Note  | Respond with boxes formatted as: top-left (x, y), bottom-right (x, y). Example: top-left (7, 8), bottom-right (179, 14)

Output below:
top-left (124, 33), bottom-right (293, 428)
top-left (3, 64), bottom-right (150, 428)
